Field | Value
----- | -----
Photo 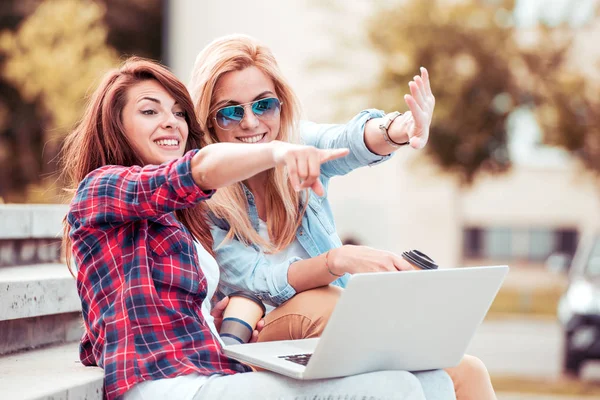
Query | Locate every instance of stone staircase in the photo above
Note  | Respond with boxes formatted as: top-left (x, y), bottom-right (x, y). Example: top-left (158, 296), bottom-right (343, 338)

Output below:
top-left (0, 205), bottom-right (103, 399)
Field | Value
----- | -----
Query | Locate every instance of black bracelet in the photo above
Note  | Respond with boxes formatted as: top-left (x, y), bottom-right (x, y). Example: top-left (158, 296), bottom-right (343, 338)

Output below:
top-left (325, 250), bottom-right (343, 277)
top-left (379, 112), bottom-right (410, 147)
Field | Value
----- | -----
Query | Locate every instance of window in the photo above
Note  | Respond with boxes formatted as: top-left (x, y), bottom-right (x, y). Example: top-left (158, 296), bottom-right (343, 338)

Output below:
top-left (557, 229), bottom-right (578, 256)
top-left (585, 236), bottom-right (600, 277)
top-left (529, 229), bottom-right (555, 261)
top-left (486, 228), bottom-right (512, 259)
top-left (463, 228), bottom-right (482, 258)
top-left (463, 226), bottom-right (578, 262)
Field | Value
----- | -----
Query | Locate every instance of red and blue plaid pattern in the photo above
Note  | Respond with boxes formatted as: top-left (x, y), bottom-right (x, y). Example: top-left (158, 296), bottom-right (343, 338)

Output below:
top-left (68, 150), bottom-right (250, 400)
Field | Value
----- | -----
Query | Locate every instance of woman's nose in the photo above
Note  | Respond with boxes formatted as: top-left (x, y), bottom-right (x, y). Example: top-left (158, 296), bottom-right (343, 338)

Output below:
top-left (239, 105), bottom-right (259, 129)
top-left (162, 112), bottom-right (178, 129)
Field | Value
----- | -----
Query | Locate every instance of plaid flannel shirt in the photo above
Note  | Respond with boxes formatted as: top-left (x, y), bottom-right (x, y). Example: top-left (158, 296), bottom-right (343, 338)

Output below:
top-left (67, 150), bottom-right (250, 400)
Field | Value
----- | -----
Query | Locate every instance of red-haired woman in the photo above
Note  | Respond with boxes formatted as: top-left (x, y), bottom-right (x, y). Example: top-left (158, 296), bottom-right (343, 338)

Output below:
top-left (62, 57), bottom-right (451, 399)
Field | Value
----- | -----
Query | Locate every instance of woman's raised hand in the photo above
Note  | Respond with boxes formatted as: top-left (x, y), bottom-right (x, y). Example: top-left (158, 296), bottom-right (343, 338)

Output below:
top-left (271, 141), bottom-right (349, 196)
top-left (327, 245), bottom-right (415, 275)
top-left (389, 67), bottom-right (435, 150)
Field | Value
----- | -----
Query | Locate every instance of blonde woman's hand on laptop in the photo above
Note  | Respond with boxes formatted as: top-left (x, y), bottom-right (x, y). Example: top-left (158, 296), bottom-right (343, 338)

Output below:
top-left (327, 245), bottom-right (414, 275)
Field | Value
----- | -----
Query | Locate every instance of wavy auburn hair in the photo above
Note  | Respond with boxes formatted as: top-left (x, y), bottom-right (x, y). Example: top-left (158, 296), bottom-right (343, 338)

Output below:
top-left (189, 34), bottom-right (305, 252)
top-left (62, 57), bottom-right (212, 273)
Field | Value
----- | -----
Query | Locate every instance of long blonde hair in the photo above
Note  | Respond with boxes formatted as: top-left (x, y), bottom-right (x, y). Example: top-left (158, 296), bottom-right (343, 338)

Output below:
top-left (189, 34), bottom-right (305, 252)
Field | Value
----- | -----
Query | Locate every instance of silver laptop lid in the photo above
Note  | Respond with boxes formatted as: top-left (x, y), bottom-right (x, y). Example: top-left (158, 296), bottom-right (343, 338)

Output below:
top-left (303, 266), bottom-right (508, 378)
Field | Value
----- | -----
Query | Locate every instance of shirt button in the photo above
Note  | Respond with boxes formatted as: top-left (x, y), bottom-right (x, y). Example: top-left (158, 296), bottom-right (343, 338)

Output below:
top-left (299, 230), bottom-right (303, 236)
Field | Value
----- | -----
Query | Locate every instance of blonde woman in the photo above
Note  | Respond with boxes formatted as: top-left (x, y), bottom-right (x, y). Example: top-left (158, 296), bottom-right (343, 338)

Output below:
top-left (190, 34), bottom-right (495, 400)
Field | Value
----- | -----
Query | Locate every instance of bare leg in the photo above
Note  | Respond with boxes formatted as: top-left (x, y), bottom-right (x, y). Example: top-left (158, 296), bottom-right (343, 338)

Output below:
top-left (444, 355), bottom-right (496, 400)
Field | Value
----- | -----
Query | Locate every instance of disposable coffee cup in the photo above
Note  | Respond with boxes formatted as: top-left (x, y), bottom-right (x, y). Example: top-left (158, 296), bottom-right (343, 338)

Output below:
top-left (401, 250), bottom-right (439, 270)
top-left (219, 291), bottom-right (266, 346)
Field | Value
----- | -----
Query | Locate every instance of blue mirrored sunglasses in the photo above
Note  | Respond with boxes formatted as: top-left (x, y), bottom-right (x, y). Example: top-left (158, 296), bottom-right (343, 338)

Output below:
top-left (214, 97), bottom-right (282, 130)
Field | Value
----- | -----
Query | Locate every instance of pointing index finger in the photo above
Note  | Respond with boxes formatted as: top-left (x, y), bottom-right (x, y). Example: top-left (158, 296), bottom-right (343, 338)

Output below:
top-left (319, 148), bottom-right (350, 163)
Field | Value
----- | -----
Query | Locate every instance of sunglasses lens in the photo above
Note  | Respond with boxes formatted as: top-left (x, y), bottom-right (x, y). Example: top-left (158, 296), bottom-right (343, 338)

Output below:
top-left (216, 105), bottom-right (244, 129)
top-left (214, 98), bottom-right (281, 130)
top-left (251, 98), bottom-right (281, 118)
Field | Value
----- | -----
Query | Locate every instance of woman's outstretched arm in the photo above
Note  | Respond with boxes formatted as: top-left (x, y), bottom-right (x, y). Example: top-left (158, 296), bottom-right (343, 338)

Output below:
top-left (192, 140), bottom-right (348, 195)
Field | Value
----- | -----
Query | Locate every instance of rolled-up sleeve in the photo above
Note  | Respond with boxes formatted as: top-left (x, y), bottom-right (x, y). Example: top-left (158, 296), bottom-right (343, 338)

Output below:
top-left (300, 109), bottom-right (393, 178)
top-left (71, 150), bottom-right (213, 225)
top-left (212, 223), bottom-right (298, 306)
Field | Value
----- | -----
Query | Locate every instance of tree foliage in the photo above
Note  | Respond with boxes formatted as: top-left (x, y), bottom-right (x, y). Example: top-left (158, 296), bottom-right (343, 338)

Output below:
top-left (0, 0), bottom-right (118, 134)
top-left (364, 0), bottom-right (599, 184)
top-left (0, 0), bottom-right (162, 202)
top-left (521, 27), bottom-right (600, 176)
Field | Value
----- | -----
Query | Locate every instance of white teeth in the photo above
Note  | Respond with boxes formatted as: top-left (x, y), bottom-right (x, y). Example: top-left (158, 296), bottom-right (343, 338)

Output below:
top-left (238, 134), bottom-right (264, 144)
top-left (154, 139), bottom-right (179, 147)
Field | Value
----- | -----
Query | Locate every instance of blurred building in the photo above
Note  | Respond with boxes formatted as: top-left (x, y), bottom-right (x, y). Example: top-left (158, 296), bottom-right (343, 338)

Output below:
top-left (167, 0), bottom-right (600, 268)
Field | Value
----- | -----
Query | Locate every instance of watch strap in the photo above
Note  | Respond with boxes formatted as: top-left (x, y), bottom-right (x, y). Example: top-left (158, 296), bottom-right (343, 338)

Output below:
top-left (378, 111), bottom-right (409, 147)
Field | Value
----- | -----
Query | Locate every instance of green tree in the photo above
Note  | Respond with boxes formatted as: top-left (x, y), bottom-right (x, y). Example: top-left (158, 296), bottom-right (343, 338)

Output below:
top-left (0, 0), bottom-right (163, 202)
top-left (323, 0), bottom-right (598, 184)
top-left (522, 26), bottom-right (600, 178)
top-left (365, 0), bottom-right (520, 183)
top-left (0, 0), bottom-right (118, 201)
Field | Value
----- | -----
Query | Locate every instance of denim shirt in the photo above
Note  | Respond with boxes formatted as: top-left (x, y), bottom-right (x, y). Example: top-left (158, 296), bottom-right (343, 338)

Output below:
top-left (210, 109), bottom-right (392, 306)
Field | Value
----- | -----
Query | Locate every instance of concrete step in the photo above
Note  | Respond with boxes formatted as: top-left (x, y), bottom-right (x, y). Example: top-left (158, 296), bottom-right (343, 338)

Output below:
top-left (0, 342), bottom-right (103, 400)
top-left (0, 263), bottom-right (80, 321)
top-left (0, 238), bottom-right (62, 267)
top-left (0, 204), bottom-right (66, 267)
top-left (0, 311), bottom-right (83, 355)
top-left (0, 263), bottom-right (83, 354)
top-left (0, 204), bottom-right (68, 239)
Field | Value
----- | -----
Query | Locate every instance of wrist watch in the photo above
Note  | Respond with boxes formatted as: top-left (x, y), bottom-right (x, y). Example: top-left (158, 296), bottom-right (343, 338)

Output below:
top-left (379, 111), bottom-right (409, 147)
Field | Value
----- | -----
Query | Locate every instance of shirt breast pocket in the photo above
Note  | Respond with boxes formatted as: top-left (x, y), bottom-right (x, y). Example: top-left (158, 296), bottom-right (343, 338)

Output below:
top-left (307, 196), bottom-right (336, 235)
top-left (148, 221), bottom-right (202, 295)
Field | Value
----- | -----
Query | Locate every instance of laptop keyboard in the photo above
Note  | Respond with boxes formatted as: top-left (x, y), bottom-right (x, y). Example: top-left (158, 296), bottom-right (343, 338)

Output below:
top-left (278, 353), bottom-right (312, 366)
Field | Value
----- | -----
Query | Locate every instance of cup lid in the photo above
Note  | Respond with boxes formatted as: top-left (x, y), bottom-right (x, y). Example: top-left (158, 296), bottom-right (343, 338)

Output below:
top-left (227, 291), bottom-right (267, 317)
top-left (401, 250), bottom-right (438, 270)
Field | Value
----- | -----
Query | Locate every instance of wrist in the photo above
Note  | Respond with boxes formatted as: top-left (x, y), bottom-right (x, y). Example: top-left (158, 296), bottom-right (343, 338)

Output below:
top-left (325, 248), bottom-right (344, 277)
top-left (366, 117), bottom-right (384, 136)
top-left (269, 140), bottom-right (284, 165)
top-left (379, 112), bottom-right (409, 147)
top-left (388, 116), bottom-right (410, 144)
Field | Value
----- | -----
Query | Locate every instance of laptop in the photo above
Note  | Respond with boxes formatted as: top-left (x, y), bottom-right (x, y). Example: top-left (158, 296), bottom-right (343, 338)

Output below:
top-left (222, 265), bottom-right (508, 380)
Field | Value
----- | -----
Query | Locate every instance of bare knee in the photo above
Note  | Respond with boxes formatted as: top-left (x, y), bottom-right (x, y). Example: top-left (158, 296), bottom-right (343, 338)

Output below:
top-left (458, 355), bottom-right (490, 380)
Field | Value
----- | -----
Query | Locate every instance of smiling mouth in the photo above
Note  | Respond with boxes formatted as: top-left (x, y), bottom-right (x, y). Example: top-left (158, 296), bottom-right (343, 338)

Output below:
top-left (154, 139), bottom-right (180, 148)
top-left (237, 133), bottom-right (266, 144)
